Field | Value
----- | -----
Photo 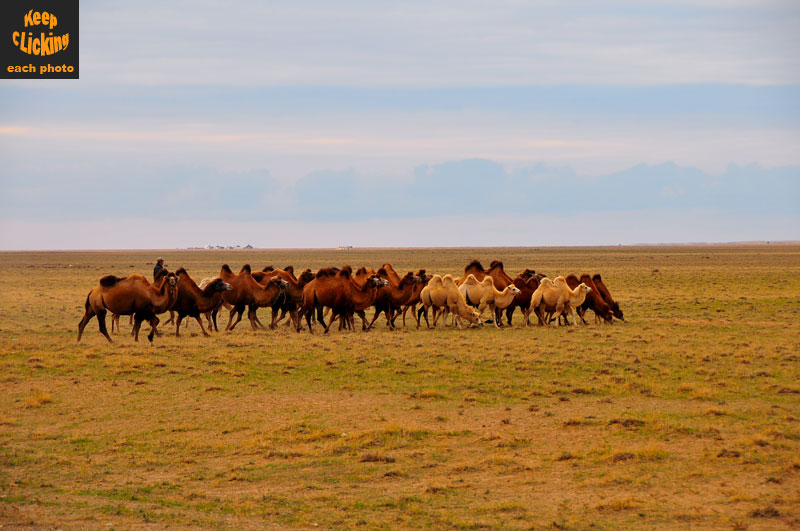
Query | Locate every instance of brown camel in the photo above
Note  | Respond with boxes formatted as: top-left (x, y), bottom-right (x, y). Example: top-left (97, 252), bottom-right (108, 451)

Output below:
top-left (171, 268), bottom-right (232, 337)
top-left (592, 274), bottom-right (624, 321)
top-left (299, 267), bottom-right (387, 334)
top-left (508, 274), bottom-right (542, 326)
top-left (77, 272), bottom-right (179, 343)
top-left (252, 267), bottom-right (315, 329)
top-left (111, 268), bottom-right (171, 334)
top-left (401, 269), bottom-right (432, 328)
top-left (215, 264), bottom-right (289, 331)
top-left (365, 269), bottom-right (422, 331)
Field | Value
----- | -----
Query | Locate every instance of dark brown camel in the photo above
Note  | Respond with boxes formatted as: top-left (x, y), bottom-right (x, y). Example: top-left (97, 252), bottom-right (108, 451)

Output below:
top-left (77, 272), bottom-right (179, 343)
top-left (505, 271), bottom-right (546, 325)
top-left (299, 267), bottom-right (387, 334)
top-left (401, 269), bottom-right (432, 328)
top-left (509, 274), bottom-right (541, 326)
top-left (215, 264), bottom-right (289, 331)
top-left (561, 274), bottom-right (613, 324)
top-left (365, 269), bottom-right (422, 331)
top-left (252, 267), bottom-right (315, 329)
top-left (171, 268), bottom-right (232, 337)
top-left (592, 274), bottom-right (624, 321)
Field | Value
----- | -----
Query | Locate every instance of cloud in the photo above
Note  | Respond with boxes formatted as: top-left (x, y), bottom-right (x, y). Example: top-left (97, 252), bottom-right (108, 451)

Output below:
top-left (2, 159), bottom-right (797, 227)
top-left (62, 0), bottom-right (799, 87)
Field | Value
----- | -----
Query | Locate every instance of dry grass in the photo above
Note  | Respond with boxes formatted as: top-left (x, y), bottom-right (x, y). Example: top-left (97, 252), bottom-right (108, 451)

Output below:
top-left (0, 245), bottom-right (799, 529)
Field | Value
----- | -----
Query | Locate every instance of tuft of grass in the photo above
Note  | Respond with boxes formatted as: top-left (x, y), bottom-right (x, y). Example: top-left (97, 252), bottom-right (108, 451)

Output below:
top-left (412, 389), bottom-right (447, 400)
top-left (610, 452), bottom-right (636, 463)
top-left (608, 418), bottom-right (645, 428)
top-left (24, 390), bottom-right (53, 408)
top-left (359, 453), bottom-right (396, 463)
top-left (596, 497), bottom-right (639, 512)
top-left (637, 444), bottom-right (669, 461)
top-left (748, 506), bottom-right (779, 518)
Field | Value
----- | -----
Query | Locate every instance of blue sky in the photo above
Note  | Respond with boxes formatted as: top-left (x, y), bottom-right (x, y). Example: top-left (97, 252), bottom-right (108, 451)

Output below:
top-left (1, 0), bottom-right (799, 248)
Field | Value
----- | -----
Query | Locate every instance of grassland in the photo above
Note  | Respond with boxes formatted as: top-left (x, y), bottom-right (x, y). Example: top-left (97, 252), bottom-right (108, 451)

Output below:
top-left (1, 245), bottom-right (799, 529)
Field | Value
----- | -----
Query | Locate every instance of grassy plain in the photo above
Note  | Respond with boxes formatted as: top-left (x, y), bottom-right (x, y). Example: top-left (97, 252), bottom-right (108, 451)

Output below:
top-left (1, 245), bottom-right (799, 529)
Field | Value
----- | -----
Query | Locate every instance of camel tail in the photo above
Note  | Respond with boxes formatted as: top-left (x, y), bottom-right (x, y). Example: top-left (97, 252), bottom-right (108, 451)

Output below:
top-left (84, 291), bottom-right (91, 310)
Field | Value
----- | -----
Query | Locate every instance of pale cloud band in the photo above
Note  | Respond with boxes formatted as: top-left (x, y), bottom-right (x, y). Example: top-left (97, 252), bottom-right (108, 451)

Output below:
top-left (1, 1), bottom-right (798, 249)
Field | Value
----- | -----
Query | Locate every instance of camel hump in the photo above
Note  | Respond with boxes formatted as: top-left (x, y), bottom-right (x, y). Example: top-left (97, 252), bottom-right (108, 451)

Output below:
top-left (416, 269), bottom-right (426, 276)
top-left (262, 265), bottom-right (275, 272)
top-left (337, 266), bottom-right (352, 279)
top-left (240, 264), bottom-right (252, 274)
top-left (284, 265), bottom-right (294, 275)
top-left (489, 260), bottom-right (504, 269)
top-left (154, 268), bottom-right (169, 281)
top-left (221, 264), bottom-right (233, 274)
top-left (316, 267), bottom-right (335, 278)
top-left (355, 266), bottom-right (369, 276)
top-left (592, 273), bottom-right (603, 282)
top-left (175, 267), bottom-right (188, 277)
top-left (465, 259), bottom-right (483, 271)
top-left (377, 267), bottom-right (388, 276)
top-left (99, 275), bottom-right (122, 287)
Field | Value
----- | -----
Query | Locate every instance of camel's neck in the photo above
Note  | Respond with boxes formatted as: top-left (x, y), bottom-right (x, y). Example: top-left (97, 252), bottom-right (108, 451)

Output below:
top-left (151, 281), bottom-right (176, 312)
top-left (197, 288), bottom-right (226, 312)
top-left (351, 282), bottom-right (379, 309)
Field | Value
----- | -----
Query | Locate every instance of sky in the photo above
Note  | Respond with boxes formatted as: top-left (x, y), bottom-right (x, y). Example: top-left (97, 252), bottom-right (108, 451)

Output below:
top-left (1, 0), bottom-right (799, 249)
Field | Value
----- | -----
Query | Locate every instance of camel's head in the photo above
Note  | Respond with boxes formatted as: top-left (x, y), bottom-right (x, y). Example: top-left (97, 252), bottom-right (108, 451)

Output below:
top-left (215, 280), bottom-right (233, 292)
top-left (470, 308), bottom-right (483, 326)
top-left (366, 275), bottom-right (389, 288)
top-left (416, 269), bottom-right (433, 284)
top-left (166, 272), bottom-right (178, 287)
top-left (610, 303), bottom-right (624, 321)
top-left (400, 272), bottom-right (420, 285)
top-left (508, 285), bottom-right (521, 295)
top-left (578, 283), bottom-right (592, 295)
top-left (267, 277), bottom-right (289, 290)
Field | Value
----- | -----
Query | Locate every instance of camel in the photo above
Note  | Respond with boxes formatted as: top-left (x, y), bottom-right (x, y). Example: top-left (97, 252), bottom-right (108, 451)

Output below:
top-left (195, 276), bottom-right (232, 332)
top-left (527, 276), bottom-right (592, 327)
top-left (299, 266), bottom-right (388, 334)
top-left (379, 263), bottom-right (402, 286)
top-left (458, 274), bottom-right (521, 328)
top-left (214, 264), bottom-right (289, 331)
top-left (77, 272), bottom-right (179, 343)
top-left (507, 274), bottom-right (543, 326)
top-left (592, 274), bottom-right (624, 321)
top-left (365, 269), bottom-right (422, 331)
top-left (111, 268), bottom-right (171, 334)
top-left (171, 268), bottom-right (232, 337)
top-left (419, 274), bottom-right (481, 329)
top-left (455, 260), bottom-right (516, 322)
top-left (252, 267), bottom-right (315, 329)
top-left (400, 269), bottom-right (432, 328)
top-left (562, 274), bottom-right (614, 325)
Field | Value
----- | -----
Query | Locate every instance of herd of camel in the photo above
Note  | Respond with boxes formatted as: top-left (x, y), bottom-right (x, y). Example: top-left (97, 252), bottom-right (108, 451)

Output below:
top-left (76, 260), bottom-right (624, 343)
